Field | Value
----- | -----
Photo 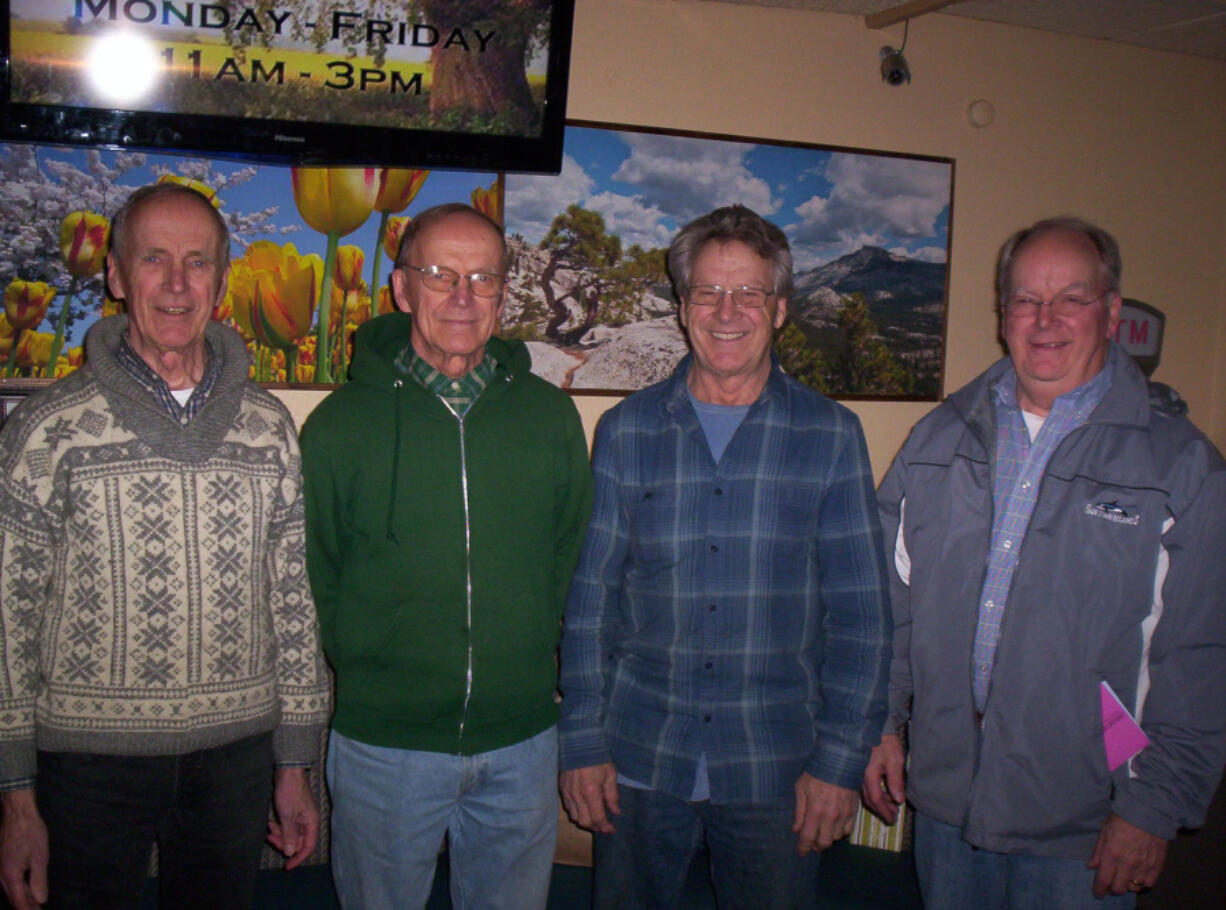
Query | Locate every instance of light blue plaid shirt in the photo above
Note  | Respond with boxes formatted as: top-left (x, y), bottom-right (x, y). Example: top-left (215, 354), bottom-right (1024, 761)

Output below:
top-left (972, 362), bottom-right (1114, 711)
top-left (559, 357), bottom-right (891, 801)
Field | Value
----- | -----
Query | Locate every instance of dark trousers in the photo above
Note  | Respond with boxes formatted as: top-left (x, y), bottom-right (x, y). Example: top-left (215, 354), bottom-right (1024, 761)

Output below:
top-left (36, 732), bottom-right (274, 910)
top-left (592, 785), bottom-right (819, 909)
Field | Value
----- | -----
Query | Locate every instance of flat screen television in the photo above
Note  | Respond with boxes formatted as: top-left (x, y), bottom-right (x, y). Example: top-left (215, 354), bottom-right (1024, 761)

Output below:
top-left (0, 0), bottom-right (574, 173)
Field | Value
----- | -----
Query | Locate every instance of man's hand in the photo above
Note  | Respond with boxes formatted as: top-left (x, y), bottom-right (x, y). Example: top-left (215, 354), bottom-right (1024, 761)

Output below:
top-left (267, 768), bottom-right (319, 870)
top-left (861, 733), bottom-right (906, 825)
top-left (1087, 813), bottom-right (1168, 898)
top-left (560, 763), bottom-right (620, 835)
top-left (792, 773), bottom-right (858, 855)
top-left (0, 789), bottom-right (49, 910)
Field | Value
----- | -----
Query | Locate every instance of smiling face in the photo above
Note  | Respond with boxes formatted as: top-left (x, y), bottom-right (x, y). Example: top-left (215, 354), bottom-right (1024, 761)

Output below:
top-left (107, 192), bottom-right (227, 380)
top-left (391, 211), bottom-right (506, 379)
top-left (1002, 227), bottom-right (1121, 415)
top-left (680, 239), bottom-right (787, 405)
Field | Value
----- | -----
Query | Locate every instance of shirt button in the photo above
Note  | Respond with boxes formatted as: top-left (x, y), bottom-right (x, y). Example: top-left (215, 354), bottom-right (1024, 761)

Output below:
top-left (1002, 540), bottom-right (1012, 549)
top-left (1021, 481), bottom-right (1031, 490)
top-left (704, 661), bottom-right (713, 669)
top-left (979, 663), bottom-right (989, 672)
top-left (710, 544), bottom-right (719, 553)
top-left (984, 600), bottom-right (994, 609)
top-left (714, 487), bottom-right (723, 496)
top-left (708, 604), bottom-right (717, 612)
top-left (703, 715), bottom-right (712, 723)
top-left (451, 381), bottom-right (460, 390)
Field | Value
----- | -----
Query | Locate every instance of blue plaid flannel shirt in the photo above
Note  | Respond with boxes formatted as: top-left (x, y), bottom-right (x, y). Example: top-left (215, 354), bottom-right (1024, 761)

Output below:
top-left (559, 357), bottom-right (891, 802)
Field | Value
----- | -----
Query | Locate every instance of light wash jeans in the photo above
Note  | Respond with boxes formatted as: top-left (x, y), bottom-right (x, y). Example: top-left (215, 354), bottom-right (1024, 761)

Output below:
top-left (914, 811), bottom-right (1136, 909)
top-left (327, 726), bottom-right (559, 910)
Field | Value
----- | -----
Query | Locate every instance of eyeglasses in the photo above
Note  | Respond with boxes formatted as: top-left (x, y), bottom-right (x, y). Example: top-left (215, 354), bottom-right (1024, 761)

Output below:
top-left (1002, 290), bottom-right (1111, 318)
top-left (402, 264), bottom-right (506, 298)
top-left (686, 285), bottom-right (774, 309)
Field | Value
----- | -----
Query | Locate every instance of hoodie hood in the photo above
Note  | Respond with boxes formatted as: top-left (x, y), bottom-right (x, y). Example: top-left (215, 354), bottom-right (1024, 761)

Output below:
top-left (347, 311), bottom-right (532, 389)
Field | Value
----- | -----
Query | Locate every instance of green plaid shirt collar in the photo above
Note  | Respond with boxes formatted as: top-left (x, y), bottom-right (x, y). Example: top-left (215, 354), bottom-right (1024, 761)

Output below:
top-left (393, 343), bottom-right (497, 416)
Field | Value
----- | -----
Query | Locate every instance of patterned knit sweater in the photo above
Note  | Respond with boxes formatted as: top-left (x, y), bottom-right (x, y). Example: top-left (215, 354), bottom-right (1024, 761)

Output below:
top-left (0, 316), bottom-right (330, 786)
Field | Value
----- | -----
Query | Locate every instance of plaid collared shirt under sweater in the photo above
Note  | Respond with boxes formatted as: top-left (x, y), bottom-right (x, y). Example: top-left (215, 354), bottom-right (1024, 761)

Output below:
top-left (115, 334), bottom-right (220, 422)
top-left (972, 362), bottom-right (1113, 711)
top-left (559, 358), bottom-right (891, 802)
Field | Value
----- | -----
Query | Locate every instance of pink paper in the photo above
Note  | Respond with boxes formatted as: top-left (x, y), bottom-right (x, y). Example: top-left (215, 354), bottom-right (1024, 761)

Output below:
top-left (1101, 681), bottom-right (1151, 771)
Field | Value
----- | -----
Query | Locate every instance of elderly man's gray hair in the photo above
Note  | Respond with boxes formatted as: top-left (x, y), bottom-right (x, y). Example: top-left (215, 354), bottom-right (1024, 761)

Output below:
top-left (667, 205), bottom-right (794, 303)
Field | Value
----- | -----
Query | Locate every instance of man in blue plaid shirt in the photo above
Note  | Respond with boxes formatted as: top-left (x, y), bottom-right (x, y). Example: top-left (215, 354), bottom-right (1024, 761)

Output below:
top-left (558, 205), bottom-right (891, 908)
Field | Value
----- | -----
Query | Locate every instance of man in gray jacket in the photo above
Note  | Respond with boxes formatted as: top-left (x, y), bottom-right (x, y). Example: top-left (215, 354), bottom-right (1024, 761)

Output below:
top-left (862, 216), bottom-right (1226, 908)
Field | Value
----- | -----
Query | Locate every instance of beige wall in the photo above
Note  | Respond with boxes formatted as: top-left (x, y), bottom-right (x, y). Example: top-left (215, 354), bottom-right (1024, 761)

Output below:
top-left (282, 0), bottom-right (1226, 476)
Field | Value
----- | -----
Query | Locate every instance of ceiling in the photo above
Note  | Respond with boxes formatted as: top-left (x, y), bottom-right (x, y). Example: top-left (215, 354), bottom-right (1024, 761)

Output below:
top-left (703, 0), bottom-right (1226, 61)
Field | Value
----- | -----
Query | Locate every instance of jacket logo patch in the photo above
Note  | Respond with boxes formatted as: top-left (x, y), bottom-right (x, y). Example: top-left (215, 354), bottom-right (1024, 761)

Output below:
top-left (1084, 501), bottom-right (1140, 526)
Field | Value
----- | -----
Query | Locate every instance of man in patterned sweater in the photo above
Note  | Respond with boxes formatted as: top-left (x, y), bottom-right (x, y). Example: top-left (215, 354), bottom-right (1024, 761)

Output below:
top-left (0, 183), bottom-right (330, 909)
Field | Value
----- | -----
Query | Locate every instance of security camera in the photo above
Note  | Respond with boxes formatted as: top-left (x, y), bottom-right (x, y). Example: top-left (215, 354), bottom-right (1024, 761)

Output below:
top-left (880, 46), bottom-right (911, 86)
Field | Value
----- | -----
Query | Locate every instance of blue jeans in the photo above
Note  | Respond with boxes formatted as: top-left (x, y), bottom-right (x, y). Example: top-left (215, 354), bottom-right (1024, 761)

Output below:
top-left (327, 726), bottom-right (558, 910)
top-left (591, 785), bottom-right (819, 909)
top-left (914, 811), bottom-right (1136, 909)
top-left (36, 732), bottom-right (273, 910)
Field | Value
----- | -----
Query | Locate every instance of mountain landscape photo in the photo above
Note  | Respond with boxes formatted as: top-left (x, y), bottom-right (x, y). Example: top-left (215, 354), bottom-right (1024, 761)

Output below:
top-left (503, 124), bottom-right (953, 398)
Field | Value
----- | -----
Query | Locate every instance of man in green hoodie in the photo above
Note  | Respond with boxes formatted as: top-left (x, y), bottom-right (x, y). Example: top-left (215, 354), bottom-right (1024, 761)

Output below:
top-left (301, 203), bottom-right (593, 910)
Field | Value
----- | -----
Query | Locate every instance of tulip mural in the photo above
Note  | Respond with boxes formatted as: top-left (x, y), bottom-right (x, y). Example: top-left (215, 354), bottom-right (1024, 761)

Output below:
top-left (4, 280), bottom-right (56, 376)
top-left (291, 167), bottom-right (378, 382)
top-left (369, 169), bottom-right (429, 321)
top-left (48, 211), bottom-right (110, 377)
top-left (0, 142), bottom-right (497, 388)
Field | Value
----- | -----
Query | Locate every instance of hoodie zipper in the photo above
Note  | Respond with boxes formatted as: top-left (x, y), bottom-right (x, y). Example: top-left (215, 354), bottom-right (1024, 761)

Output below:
top-left (455, 411), bottom-right (474, 742)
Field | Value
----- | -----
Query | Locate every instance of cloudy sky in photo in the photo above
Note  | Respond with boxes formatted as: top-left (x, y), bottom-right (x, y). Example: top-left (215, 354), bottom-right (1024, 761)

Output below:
top-left (506, 126), bottom-right (951, 271)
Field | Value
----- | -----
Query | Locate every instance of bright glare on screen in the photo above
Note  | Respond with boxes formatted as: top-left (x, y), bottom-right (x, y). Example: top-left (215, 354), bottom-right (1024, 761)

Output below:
top-left (85, 31), bottom-right (159, 105)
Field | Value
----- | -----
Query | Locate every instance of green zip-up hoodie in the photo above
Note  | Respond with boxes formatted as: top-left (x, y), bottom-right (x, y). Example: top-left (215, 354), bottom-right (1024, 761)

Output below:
top-left (301, 312), bottom-right (593, 754)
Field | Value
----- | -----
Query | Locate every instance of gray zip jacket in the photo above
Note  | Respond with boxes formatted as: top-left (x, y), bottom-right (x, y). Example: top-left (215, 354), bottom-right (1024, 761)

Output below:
top-left (880, 344), bottom-right (1226, 859)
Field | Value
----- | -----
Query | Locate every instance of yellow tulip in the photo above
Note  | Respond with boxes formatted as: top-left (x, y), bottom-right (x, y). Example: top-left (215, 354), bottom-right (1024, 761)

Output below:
top-left (334, 245), bottom-right (365, 292)
top-left (383, 216), bottom-right (411, 261)
top-left (0, 312), bottom-right (14, 359)
top-left (377, 285), bottom-right (396, 316)
top-left (250, 244), bottom-right (323, 350)
top-left (243, 240), bottom-right (287, 274)
top-left (212, 290), bottom-right (233, 324)
top-left (59, 211), bottom-right (110, 278)
top-left (156, 174), bottom-right (222, 208)
top-left (375, 168), bottom-right (429, 214)
top-left (5, 279), bottom-right (55, 331)
top-left (292, 168), bottom-right (378, 383)
top-left (16, 330), bottom-right (54, 370)
top-left (298, 335), bottom-right (316, 365)
top-left (101, 296), bottom-right (123, 318)
top-left (290, 167), bottom-right (378, 237)
top-left (225, 258), bottom-right (258, 341)
top-left (471, 181), bottom-right (503, 224)
top-left (329, 284), bottom-right (368, 332)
